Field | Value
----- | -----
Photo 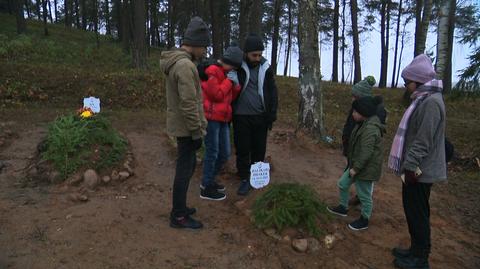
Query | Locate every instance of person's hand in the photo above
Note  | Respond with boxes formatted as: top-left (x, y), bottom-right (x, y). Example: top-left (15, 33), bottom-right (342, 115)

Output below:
top-left (404, 170), bottom-right (419, 185)
top-left (227, 71), bottom-right (239, 86)
top-left (192, 138), bottom-right (203, 150)
top-left (349, 168), bottom-right (357, 178)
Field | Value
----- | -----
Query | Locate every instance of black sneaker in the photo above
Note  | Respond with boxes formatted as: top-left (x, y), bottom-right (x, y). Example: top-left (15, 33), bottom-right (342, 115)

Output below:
top-left (170, 215), bottom-right (203, 229)
top-left (200, 186), bottom-right (226, 201)
top-left (200, 181), bottom-right (226, 192)
top-left (394, 256), bottom-right (430, 269)
top-left (392, 247), bottom-right (411, 259)
top-left (237, 180), bottom-right (252, 196)
top-left (348, 215), bottom-right (369, 231)
top-left (327, 205), bottom-right (348, 217)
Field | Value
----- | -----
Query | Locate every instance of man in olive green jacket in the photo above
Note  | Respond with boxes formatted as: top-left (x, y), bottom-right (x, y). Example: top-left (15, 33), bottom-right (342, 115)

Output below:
top-left (159, 17), bottom-right (209, 229)
top-left (328, 96), bottom-right (386, 231)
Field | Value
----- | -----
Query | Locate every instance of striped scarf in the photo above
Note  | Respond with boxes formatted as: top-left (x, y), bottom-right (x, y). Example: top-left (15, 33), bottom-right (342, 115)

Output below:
top-left (388, 79), bottom-right (443, 174)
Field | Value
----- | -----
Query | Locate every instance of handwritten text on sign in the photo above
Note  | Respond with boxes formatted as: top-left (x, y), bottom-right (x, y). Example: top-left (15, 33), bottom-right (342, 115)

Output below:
top-left (250, 162), bottom-right (270, 189)
top-left (83, 97), bottom-right (101, 113)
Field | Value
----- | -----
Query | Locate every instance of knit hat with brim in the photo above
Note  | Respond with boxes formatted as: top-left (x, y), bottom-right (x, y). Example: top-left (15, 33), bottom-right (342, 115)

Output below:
top-left (352, 96), bottom-right (382, 118)
top-left (352, 76), bottom-right (376, 98)
top-left (222, 45), bottom-right (244, 68)
top-left (182, 17), bottom-right (210, 47)
top-left (401, 54), bottom-right (436, 84)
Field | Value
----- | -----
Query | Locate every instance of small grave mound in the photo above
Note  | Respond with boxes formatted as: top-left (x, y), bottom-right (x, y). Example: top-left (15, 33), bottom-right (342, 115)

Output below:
top-left (25, 107), bottom-right (135, 194)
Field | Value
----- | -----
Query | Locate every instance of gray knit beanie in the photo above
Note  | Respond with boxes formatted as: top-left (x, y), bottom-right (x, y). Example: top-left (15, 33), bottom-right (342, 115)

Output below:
top-left (222, 45), bottom-right (244, 68)
top-left (182, 17), bottom-right (210, 47)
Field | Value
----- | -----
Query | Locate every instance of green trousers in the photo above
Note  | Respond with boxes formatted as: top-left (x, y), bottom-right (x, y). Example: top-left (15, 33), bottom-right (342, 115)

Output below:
top-left (337, 170), bottom-right (375, 219)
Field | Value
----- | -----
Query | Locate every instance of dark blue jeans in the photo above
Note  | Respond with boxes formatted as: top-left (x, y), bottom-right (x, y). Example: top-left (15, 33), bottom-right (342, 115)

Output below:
top-left (202, 120), bottom-right (231, 187)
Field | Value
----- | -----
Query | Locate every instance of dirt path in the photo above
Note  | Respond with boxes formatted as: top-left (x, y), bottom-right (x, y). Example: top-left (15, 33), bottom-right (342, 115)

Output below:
top-left (0, 112), bottom-right (478, 269)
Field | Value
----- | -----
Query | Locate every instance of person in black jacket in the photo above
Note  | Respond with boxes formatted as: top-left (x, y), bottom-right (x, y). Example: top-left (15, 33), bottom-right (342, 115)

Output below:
top-left (342, 76), bottom-right (387, 205)
top-left (231, 33), bottom-right (278, 196)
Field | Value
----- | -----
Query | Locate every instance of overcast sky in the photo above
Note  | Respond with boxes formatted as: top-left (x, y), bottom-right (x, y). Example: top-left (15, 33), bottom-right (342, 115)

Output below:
top-left (263, 6), bottom-right (476, 86)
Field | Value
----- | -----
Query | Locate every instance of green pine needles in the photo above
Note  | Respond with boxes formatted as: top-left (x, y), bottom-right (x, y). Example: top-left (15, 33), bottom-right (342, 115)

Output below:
top-left (42, 114), bottom-right (127, 179)
top-left (252, 183), bottom-right (330, 237)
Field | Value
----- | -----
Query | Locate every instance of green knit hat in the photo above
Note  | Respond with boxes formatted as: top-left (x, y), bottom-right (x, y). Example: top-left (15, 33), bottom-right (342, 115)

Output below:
top-left (352, 76), bottom-right (376, 98)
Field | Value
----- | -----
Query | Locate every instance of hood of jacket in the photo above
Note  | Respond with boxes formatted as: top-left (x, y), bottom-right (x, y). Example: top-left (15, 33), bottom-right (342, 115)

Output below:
top-left (367, 115), bottom-right (386, 136)
top-left (160, 49), bottom-right (192, 75)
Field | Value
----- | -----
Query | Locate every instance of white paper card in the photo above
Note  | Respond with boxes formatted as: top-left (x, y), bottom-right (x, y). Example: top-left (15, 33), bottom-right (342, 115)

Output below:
top-left (250, 162), bottom-right (270, 189)
top-left (83, 97), bottom-right (101, 113)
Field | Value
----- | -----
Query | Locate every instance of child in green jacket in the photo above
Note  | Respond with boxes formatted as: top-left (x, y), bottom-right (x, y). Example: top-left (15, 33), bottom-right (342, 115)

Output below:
top-left (328, 96), bottom-right (386, 231)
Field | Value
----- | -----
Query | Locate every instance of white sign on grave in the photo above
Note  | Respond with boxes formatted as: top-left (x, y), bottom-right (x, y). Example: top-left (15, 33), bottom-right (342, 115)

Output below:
top-left (250, 161), bottom-right (270, 189)
top-left (83, 97), bottom-right (101, 113)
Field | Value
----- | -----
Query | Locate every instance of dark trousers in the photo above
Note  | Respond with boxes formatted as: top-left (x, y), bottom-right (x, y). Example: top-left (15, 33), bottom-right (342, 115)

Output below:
top-left (402, 182), bottom-right (432, 258)
top-left (171, 137), bottom-right (197, 218)
top-left (232, 115), bottom-right (268, 180)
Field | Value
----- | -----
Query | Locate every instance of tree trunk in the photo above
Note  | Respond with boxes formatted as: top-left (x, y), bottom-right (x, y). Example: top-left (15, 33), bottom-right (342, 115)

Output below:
top-left (283, 0), bottom-right (293, 77)
top-left (105, 0), bottom-right (111, 35)
top-left (210, 0), bottom-right (222, 59)
top-left (15, 0), bottom-right (26, 34)
top-left (47, 0), bottom-right (53, 23)
top-left (74, 0), bottom-right (80, 28)
top-left (270, 0), bottom-right (282, 74)
top-left (64, 0), bottom-right (72, 27)
top-left (297, 0), bottom-right (324, 139)
top-left (332, 0), bottom-right (339, 82)
top-left (133, 0), bottom-right (147, 69)
top-left (395, 18), bottom-right (408, 87)
top-left (54, 0), bottom-right (58, 22)
top-left (150, 0), bottom-right (158, 46)
top-left (92, 0), bottom-right (99, 46)
top-left (238, 0), bottom-right (252, 48)
top-left (41, 0), bottom-right (49, 35)
top-left (414, 0), bottom-right (432, 56)
top-left (167, 0), bottom-right (176, 48)
top-left (80, 0), bottom-right (86, 30)
top-left (35, 0), bottom-right (41, 19)
top-left (391, 0), bottom-right (403, 88)
top-left (341, 0), bottom-right (346, 83)
top-left (435, 0), bottom-right (456, 92)
top-left (223, 0), bottom-right (231, 50)
top-left (114, 0), bottom-right (122, 40)
top-left (350, 0), bottom-right (361, 83)
top-left (379, 0), bottom-right (389, 88)
top-left (248, 0), bottom-right (262, 35)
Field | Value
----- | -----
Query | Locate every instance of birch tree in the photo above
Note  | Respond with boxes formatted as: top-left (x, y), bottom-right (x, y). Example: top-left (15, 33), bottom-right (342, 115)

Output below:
top-left (435, 0), bottom-right (456, 92)
top-left (297, 0), bottom-right (324, 139)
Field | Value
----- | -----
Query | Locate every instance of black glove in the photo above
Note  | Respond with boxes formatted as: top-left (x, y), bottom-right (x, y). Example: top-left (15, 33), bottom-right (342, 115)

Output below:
top-left (404, 170), bottom-right (419, 185)
top-left (192, 138), bottom-right (203, 150)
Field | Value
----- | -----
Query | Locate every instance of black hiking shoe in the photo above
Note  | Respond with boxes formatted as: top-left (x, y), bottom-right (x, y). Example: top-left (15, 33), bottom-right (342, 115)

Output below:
top-left (200, 181), bottom-right (226, 192)
top-left (392, 247), bottom-right (411, 258)
top-left (327, 205), bottom-right (348, 217)
top-left (394, 256), bottom-right (430, 269)
top-left (237, 180), bottom-right (252, 196)
top-left (348, 195), bottom-right (361, 206)
top-left (348, 215), bottom-right (369, 231)
top-left (170, 215), bottom-right (203, 229)
top-left (200, 186), bottom-right (226, 201)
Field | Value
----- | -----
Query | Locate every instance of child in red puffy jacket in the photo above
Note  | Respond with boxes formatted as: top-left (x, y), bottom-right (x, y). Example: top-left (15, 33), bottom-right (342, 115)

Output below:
top-left (200, 45), bottom-right (243, 201)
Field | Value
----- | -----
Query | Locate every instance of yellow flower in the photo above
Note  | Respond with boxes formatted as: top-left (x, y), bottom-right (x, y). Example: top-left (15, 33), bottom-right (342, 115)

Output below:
top-left (80, 110), bottom-right (93, 118)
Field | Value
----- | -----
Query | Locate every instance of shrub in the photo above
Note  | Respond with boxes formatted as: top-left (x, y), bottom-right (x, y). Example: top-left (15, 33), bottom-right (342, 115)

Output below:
top-left (252, 183), bottom-right (330, 237)
top-left (42, 114), bottom-right (127, 179)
